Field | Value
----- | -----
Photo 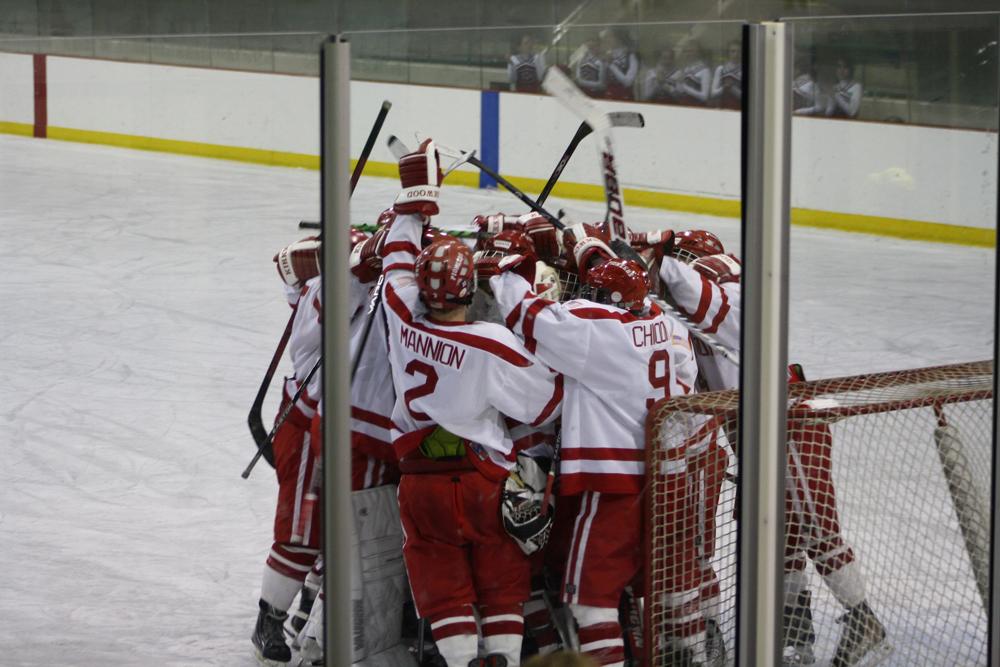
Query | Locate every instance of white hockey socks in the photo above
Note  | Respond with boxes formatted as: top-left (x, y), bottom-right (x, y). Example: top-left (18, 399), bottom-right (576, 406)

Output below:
top-left (261, 565), bottom-right (304, 612)
top-left (429, 609), bottom-right (479, 667)
top-left (481, 604), bottom-right (524, 664)
top-left (571, 604), bottom-right (626, 667)
top-left (824, 560), bottom-right (867, 610)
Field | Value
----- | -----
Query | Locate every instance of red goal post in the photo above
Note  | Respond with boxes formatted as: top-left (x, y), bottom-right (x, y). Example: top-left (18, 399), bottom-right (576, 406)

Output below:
top-left (644, 360), bottom-right (994, 666)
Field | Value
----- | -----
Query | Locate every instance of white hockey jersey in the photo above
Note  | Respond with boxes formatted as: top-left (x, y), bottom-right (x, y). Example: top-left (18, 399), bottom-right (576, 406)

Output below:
top-left (381, 214), bottom-right (563, 477)
top-left (282, 277), bottom-right (322, 422)
top-left (349, 274), bottom-right (396, 462)
top-left (491, 273), bottom-right (698, 495)
top-left (658, 256), bottom-right (740, 391)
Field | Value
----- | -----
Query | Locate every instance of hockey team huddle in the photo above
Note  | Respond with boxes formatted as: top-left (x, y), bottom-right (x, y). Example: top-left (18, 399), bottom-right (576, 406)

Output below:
top-left (249, 140), bottom-right (892, 667)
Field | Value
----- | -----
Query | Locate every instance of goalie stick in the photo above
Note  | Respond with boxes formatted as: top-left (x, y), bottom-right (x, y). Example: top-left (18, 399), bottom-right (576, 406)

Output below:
top-left (245, 100), bottom-right (392, 475)
top-left (541, 68), bottom-right (741, 365)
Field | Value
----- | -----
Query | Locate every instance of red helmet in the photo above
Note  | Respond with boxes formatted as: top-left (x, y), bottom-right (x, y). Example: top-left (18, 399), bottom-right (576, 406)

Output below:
top-left (583, 258), bottom-right (648, 311)
top-left (691, 253), bottom-right (741, 284)
top-left (376, 208), bottom-right (396, 229)
top-left (349, 226), bottom-right (371, 252)
top-left (422, 226), bottom-right (451, 248)
top-left (478, 230), bottom-right (537, 262)
top-left (415, 238), bottom-right (477, 311)
top-left (672, 230), bottom-right (725, 264)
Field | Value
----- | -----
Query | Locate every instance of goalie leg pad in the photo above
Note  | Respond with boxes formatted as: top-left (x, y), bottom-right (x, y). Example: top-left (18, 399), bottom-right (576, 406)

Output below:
top-left (351, 485), bottom-right (409, 660)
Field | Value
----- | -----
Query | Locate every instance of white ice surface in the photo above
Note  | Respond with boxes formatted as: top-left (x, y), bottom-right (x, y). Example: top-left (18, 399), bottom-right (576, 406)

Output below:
top-left (0, 134), bottom-right (994, 665)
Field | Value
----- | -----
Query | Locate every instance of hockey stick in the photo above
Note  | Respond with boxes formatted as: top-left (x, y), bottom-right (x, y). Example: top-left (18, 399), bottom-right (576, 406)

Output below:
top-left (351, 100), bottom-right (392, 193)
top-left (542, 67), bottom-right (627, 243)
top-left (541, 68), bottom-right (742, 365)
top-left (349, 273), bottom-right (384, 383)
top-left (247, 309), bottom-right (296, 468)
top-left (537, 111), bottom-right (644, 207)
top-left (242, 355), bottom-right (322, 479)
top-left (245, 101), bottom-right (392, 474)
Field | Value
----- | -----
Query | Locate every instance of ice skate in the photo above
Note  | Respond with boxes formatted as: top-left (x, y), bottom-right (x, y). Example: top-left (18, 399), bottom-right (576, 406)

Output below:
top-left (782, 590), bottom-right (816, 666)
top-left (704, 619), bottom-right (726, 667)
top-left (831, 601), bottom-right (891, 667)
top-left (253, 599), bottom-right (292, 665)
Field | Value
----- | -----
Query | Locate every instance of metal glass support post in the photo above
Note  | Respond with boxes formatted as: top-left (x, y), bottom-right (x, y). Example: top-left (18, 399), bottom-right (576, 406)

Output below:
top-left (989, 15), bottom-right (1000, 664)
top-left (320, 34), bottom-right (352, 667)
top-left (738, 21), bottom-right (791, 667)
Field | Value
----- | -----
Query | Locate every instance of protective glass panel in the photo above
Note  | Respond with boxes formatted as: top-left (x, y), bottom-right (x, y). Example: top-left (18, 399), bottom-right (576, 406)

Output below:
top-left (341, 19), bottom-right (746, 667)
top-left (0, 32), bottom-right (326, 664)
top-left (783, 13), bottom-right (998, 666)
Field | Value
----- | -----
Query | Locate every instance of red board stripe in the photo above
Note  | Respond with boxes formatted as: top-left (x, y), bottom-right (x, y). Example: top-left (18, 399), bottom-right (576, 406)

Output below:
top-left (33, 54), bottom-right (47, 138)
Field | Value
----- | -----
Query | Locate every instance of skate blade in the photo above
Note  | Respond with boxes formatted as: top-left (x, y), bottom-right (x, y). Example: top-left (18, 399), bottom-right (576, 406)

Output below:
top-left (283, 623), bottom-right (302, 651)
top-left (854, 640), bottom-right (893, 667)
top-left (254, 647), bottom-right (290, 667)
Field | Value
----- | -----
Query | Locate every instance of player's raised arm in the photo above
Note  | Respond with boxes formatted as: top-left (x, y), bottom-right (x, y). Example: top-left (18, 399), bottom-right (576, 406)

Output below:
top-left (378, 138), bottom-right (444, 318)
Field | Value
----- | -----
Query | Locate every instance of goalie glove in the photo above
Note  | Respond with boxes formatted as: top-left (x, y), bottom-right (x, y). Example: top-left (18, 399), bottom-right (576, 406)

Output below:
top-left (394, 139), bottom-right (443, 218)
top-left (501, 453), bottom-right (555, 556)
top-left (274, 237), bottom-right (321, 288)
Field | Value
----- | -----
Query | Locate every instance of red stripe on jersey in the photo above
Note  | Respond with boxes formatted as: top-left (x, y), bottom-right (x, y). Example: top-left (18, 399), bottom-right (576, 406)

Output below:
top-left (521, 298), bottom-right (553, 354)
top-left (559, 446), bottom-right (644, 461)
top-left (383, 262), bottom-right (414, 273)
top-left (690, 278), bottom-right (714, 323)
top-left (505, 300), bottom-right (523, 329)
top-left (560, 472), bottom-right (644, 496)
top-left (703, 289), bottom-right (730, 334)
top-left (350, 406), bottom-right (394, 429)
top-left (311, 294), bottom-right (323, 325)
top-left (384, 283), bottom-right (533, 367)
top-left (531, 373), bottom-right (563, 427)
top-left (382, 241), bottom-right (420, 256)
top-left (567, 306), bottom-right (659, 323)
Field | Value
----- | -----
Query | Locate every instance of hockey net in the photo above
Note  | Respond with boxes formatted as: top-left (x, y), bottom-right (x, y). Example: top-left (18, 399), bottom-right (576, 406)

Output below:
top-left (644, 360), bottom-right (994, 666)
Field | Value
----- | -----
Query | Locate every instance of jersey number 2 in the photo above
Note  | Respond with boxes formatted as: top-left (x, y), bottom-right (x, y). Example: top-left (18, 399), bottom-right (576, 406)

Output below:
top-left (646, 350), bottom-right (672, 410)
top-left (404, 360), bottom-right (438, 421)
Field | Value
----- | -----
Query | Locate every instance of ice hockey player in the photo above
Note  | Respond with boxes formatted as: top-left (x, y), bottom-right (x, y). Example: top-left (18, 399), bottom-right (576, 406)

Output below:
top-left (484, 223), bottom-right (699, 667)
top-left (251, 236), bottom-right (325, 666)
top-left (381, 138), bottom-right (564, 667)
top-left (658, 234), bottom-right (889, 667)
top-left (784, 365), bottom-right (889, 667)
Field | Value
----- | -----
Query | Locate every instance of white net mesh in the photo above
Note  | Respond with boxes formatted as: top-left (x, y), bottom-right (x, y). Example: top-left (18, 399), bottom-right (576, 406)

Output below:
top-left (644, 360), bottom-right (993, 666)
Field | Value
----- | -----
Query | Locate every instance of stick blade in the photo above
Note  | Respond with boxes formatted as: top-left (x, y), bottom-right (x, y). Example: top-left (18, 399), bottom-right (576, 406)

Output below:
top-left (387, 134), bottom-right (409, 159)
top-left (609, 111), bottom-right (645, 129)
top-left (542, 67), bottom-right (610, 132)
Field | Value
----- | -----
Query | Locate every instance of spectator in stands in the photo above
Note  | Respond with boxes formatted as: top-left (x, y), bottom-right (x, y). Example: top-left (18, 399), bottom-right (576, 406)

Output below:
top-left (640, 47), bottom-right (681, 103)
top-left (676, 39), bottom-right (712, 106)
top-left (710, 39), bottom-right (743, 109)
top-left (792, 50), bottom-right (826, 116)
top-left (602, 27), bottom-right (639, 100)
top-left (508, 34), bottom-right (546, 94)
top-left (574, 34), bottom-right (607, 97)
top-left (826, 56), bottom-right (863, 118)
